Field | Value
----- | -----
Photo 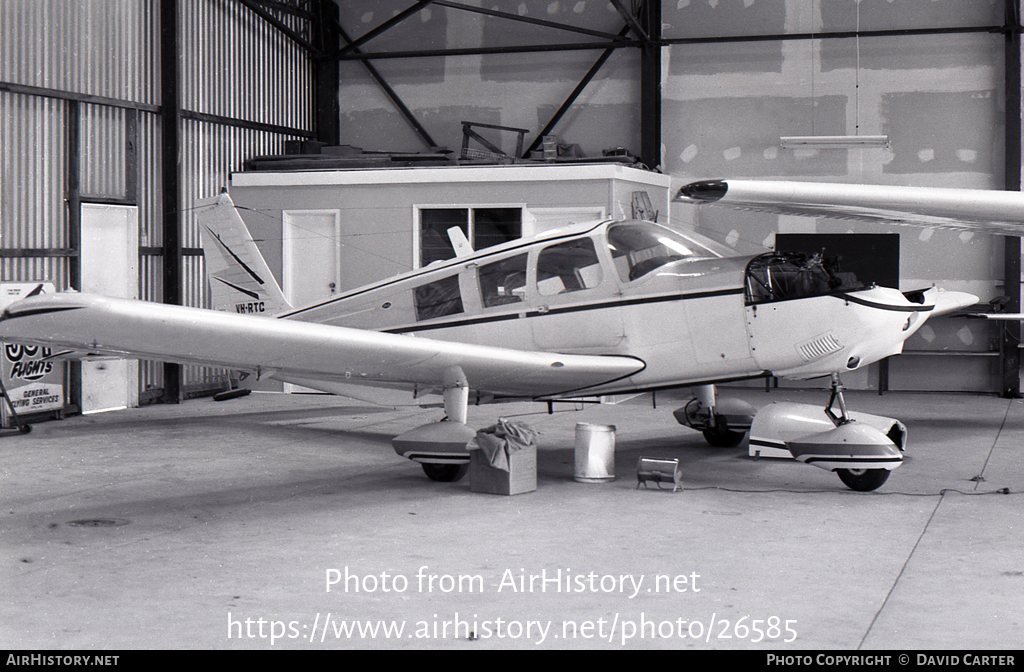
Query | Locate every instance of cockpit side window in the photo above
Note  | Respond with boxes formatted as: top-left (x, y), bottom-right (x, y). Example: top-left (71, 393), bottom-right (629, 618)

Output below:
top-left (414, 275), bottom-right (463, 321)
top-left (536, 238), bottom-right (603, 296)
top-left (479, 253), bottom-right (528, 308)
top-left (607, 222), bottom-right (714, 281)
top-left (745, 252), bottom-right (866, 305)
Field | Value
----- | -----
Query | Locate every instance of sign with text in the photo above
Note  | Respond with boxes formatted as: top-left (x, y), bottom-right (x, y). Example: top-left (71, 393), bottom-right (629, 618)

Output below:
top-left (1, 283), bottom-right (65, 424)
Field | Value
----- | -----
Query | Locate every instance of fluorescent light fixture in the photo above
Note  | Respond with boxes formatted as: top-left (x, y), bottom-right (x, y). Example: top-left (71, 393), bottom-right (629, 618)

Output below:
top-left (780, 135), bottom-right (890, 149)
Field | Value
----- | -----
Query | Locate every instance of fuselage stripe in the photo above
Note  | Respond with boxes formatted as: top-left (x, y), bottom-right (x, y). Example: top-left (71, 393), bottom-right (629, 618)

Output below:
top-left (749, 438), bottom-right (787, 449)
top-left (802, 456), bottom-right (903, 464)
top-left (214, 276), bottom-right (260, 300)
top-left (838, 293), bottom-right (934, 313)
top-left (1, 305), bottom-right (85, 320)
top-left (382, 287), bottom-right (744, 334)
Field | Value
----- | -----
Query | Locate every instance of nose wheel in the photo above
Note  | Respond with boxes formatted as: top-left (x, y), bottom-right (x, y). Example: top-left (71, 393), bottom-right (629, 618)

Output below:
top-left (836, 467), bottom-right (891, 491)
top-left (826, 375), bottom-right (893, 492)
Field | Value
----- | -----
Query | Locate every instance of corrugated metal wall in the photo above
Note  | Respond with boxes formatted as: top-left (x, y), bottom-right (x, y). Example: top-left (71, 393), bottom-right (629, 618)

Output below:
top-left (180, 0), bottom-right (311, 128)
top-left (80, 104), bottom-right (128, 199)
top-left (178, 0), bottom-right (313, 391)
top-left (0, 93), bottom-right (66, 262)
top-left (0, 0), bottom-right (163, 398)
top-left (179, 0), bottom-right (313, 250)
top-left (1, 0), bottom-right (315, 399)
top-left (0, 0), bottom-right (158, 103)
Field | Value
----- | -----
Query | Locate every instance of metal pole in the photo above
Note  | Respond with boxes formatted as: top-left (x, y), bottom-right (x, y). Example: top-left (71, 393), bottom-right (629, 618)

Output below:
top-left (335, 24), bottom-right (438, 150)
top-left (1003, 0), bottom-right (1021, 398)
top-left (161, 0), bottom-right (181, 403)
top-left (523, 26), bottom-right (630, 158)
top-left (609, 0), bottom-right (650, 42)
top-left (640, 0), bottom-right (662, 171)
top-left (331, 1), bottom-right (436, 60)
top-left (66, 100), bottom-right (82, 412)
top-left (314, 0), bottom-right (340, 145)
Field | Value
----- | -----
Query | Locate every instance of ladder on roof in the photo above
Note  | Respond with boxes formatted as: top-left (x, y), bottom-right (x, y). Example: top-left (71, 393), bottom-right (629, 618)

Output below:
top-left (631, 191), bottom-right (658, 222)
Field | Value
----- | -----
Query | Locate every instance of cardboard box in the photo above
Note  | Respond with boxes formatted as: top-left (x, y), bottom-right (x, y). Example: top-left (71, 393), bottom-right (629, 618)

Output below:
top-left (469, 445), bottom-right (537, 496)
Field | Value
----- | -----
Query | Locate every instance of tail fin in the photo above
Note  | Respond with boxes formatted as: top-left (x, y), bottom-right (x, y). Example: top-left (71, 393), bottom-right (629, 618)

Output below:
top-left (196, 192), bottom-right (292, 316)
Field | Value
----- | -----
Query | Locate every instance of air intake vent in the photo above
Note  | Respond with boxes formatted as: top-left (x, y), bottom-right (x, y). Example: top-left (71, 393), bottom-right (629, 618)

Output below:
top-left (798, 333), bottom-right (842, 361)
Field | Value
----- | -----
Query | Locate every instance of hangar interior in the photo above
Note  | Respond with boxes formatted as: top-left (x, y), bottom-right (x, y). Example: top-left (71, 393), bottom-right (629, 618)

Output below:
top-left (1, 0), bottom-right (1022, 411)
top-left (3, 0), bottom-right (1024, 652)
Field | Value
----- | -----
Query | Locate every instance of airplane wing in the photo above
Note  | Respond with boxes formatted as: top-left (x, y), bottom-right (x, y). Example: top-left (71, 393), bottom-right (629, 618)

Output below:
top-left (676, 179), bottom-right (1024, 235)
top-left (962, 313), bottom-right (1024, 320)
top-left (0, 293), bottom-right (645, 398)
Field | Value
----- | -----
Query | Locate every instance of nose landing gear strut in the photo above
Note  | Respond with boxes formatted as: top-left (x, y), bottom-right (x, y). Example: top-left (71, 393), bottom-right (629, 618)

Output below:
top-left (825, 375), bottom-right (897, 492)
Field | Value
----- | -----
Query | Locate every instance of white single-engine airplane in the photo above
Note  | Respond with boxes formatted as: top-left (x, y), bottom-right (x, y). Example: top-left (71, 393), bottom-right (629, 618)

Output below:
top-left (5, 178), bottom-right (1018, 492)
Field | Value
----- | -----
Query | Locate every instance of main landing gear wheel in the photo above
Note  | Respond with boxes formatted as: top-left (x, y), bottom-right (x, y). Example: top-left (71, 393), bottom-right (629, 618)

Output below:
top-left (421, 463), bottom-right (469, 482)
top-left (701, 419), bottom-right (745, 448)
top-left (836, 468), bottom-right (890, 492)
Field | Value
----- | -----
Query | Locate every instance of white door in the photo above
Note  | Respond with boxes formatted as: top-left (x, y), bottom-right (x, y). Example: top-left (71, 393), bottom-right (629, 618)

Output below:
top-left (282, 210), bottom-right (341, 306)
top-left (282, 210), bottom-right (340, 393)
top-left (80, 204), bottom-right (138, 413)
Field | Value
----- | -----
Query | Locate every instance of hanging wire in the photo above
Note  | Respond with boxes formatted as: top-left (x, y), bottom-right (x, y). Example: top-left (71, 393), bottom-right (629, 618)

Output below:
top-left (855, 0), bottom-right (861, 136)
top-left (810, 0), bottom-right (816, 135)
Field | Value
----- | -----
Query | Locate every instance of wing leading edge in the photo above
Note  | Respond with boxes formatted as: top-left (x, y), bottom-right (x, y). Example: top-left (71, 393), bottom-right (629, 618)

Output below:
top-left (0, 293), bottom-right (645, 398)
top-left (676, 179), bottom-right (1024, 235)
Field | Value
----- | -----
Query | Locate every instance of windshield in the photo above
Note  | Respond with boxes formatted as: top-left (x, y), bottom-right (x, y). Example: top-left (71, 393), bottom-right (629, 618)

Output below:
top-left (607, 222), bottom-right (718, 281)
top-left (745, 252), bottom-right (867, 305)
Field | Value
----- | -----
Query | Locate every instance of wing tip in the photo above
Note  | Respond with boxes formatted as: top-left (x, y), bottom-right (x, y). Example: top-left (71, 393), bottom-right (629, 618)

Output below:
top-left (675, 179), bottom-right (729, 203)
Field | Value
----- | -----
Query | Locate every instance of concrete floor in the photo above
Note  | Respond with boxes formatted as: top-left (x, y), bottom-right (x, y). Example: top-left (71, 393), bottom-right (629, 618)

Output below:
top-left (1, 387), bottom-right (1022, 650)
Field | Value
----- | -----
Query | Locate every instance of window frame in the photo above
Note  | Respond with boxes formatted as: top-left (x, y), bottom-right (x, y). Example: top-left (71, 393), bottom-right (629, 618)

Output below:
top-left (413, 273), bottom-right (465, 322)
top-left (476, 252), bottom-right (530, 309)
top-left (413, 204), bottom-right (525, 269)
top-left (534, 236), bottom-right (606, 297)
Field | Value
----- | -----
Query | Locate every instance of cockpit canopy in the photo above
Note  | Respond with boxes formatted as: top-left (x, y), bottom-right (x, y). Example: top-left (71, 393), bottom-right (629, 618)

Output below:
top-left (606, 221), bottom-right (720, 281)
top-left (745, 251), bottom-right (867, 305)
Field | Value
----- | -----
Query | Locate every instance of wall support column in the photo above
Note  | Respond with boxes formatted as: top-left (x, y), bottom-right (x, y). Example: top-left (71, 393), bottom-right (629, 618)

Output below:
top-left (66, 100), bottom-right (82, 411)
top-left (161, 0), bottom-right (181, 403)
top-left (1003, 0), bottom-right (1022, 398)
top-left (315, 0), bottom-right (340, 145)
top-left (640, 0), bottom-right (662, 171)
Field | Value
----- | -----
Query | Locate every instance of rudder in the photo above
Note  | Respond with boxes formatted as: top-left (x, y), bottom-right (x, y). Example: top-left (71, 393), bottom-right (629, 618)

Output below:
top-left (196, 192), bottom-right (292, 316)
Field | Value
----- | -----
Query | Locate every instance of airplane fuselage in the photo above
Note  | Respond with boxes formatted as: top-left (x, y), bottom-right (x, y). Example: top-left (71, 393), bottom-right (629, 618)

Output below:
top-left (274, 219), bottom-right (934, 399)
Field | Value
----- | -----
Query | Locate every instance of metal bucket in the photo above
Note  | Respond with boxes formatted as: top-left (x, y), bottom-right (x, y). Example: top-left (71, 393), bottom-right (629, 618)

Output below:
top-left (574, 422), bottom-right (616, 483)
